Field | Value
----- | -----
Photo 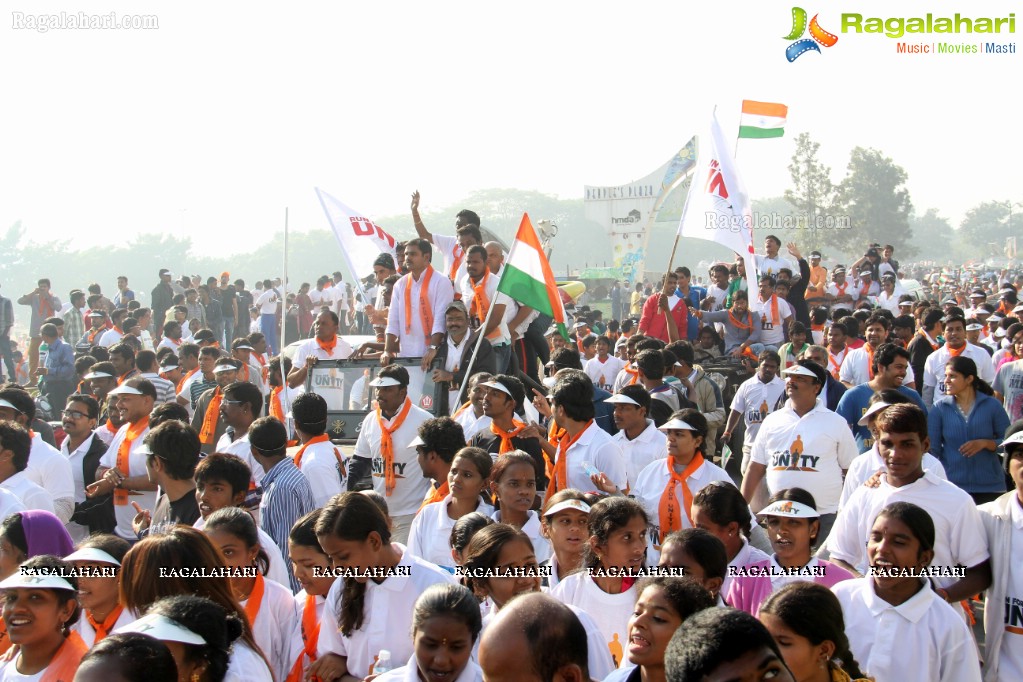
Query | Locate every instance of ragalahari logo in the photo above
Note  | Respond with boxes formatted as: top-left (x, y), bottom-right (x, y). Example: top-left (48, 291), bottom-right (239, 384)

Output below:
top-left (785, 7), bottom-right (839, 61)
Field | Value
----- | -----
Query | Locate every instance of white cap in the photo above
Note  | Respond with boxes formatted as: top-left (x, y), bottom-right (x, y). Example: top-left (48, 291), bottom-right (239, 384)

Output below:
top-left (782, 365), bottom-right (818, 379)
top-left (898, 300), bottom-right (913, 307)
top-left (233, 343), bottom-right (255, 351)
top-left (213, 362), bottom-right (238, 374)
top-left (858, 401), bottom-right (892, 426)
top-left (64, 547), bottom-right (121, 566)
top-left (966, 323), bottom-right (984, 331)
top-left (658, 418), bottom-right (697, 432)
top-left (603, 394), bottom-right (641, 407)
top-left (480, 381), bottom-right (513, 399)
top-left (369, 376), bottom-right (403, 387)
top-left (1002, 431), bottom-right (1023, 449)
top-left (1013, 304), bottom-right (1023, 314)
top-left (757, 499), bottom-right (820, 519)
top-left (544, 499), bottom-right (592, 517)
top-left (407, 435), bottom-right (426, 449)
top-left (82, 371), bottom-right (114, 380)
top-left (0, 399), bottom-right (21, 412)
top-left (160, 364), bottom-right (180, 372)
top-left (115, 613), bottom-right (207, 645)
top-left (107, 384), bottom-right (144, 396)
top-left (0, 572), bottom-right (75, 591)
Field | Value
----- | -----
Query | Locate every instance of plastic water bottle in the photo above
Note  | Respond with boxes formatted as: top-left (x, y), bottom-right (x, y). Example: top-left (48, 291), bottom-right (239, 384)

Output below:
top-left (374, 650), bottom-right (393, 675)
top-left (38, 340), bottom-right (49, 372)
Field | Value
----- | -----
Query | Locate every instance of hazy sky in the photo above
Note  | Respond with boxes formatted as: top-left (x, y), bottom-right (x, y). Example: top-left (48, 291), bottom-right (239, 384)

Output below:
top-left (2, 1), bottom-right (1019, 257)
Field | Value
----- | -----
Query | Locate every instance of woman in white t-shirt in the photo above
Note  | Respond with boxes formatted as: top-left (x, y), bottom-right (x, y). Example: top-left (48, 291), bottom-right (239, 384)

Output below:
top-left (691, 482), bottom-right (771, 595)
top-left (313, 492), bottom-right (455, 681)
top-left (286, 509), bottom-right (338, 682)
top-left (833, 502), bottom-right (983, 681)
top-left (538, 490), bottom-right (594, 589)
top-left (488, 452), bottom-right (550, 564)
top-left (203, 508), bottom-right (298, 682)
top-left (408, 448), bottom-right (494, 570)
top-left (0, 557), bottom-right (87, 682)
top-left (603, 577), bottom-right (717, 682)
top-left (375, 584), bottom-right (483, 682)
top-left (548, 496), bottom-right (648, 670)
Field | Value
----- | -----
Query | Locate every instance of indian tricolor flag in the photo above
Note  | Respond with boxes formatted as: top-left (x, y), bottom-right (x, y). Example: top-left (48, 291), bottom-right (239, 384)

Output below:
top-left (738, 100), bottom-right (788, 139)
top-left (497, 214), bottom-right (570, 341)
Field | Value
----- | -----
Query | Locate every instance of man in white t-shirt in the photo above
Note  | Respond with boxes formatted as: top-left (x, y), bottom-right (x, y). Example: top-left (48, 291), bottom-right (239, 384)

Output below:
top-left (92, 379), bottom-right (159, 541)
top-left (840, 314), bottom-right (917, 390)
top-left (287, 310), bottom-right (353, 395)
top-left (0, 420), bottom-right (53, 512)
top-left (875, 273), bottom-right (907, 314)
top-left (828, 403), bottom-right (991, 601)
top-left (742, 361), bottom-right (857, 540)
top-left (254, 279), bottom-right (280, 355)
top-left (351, 364), bottom-right (433, 544)
top-left (756, 276), bottom-right (792, 349)
top-left (546, 370), bottom-right (626, 494)
top-left (461, 245), bottom-right (513, 374)
top-left (755, 234), bottom-right (793, 278)
top-left (922, 314), bottom-right (995, 406)
top-left (383, 238), bottom-right (455, 367)
top-left (606, 386), bottom-right (667, 490)
top-left (410, 190), bottom-right (483, 292)
top-left (824, 266), bottom-right (858, 306)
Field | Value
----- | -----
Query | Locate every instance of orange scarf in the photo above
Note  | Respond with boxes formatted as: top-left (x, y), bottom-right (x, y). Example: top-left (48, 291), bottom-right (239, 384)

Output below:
top-left (316, 335), bottom-right (338, 355)
top-left (85, 605), bottom-right (124, 643)
top-left (199, 387), bottom-right (223, 445)
top-left (286, 594), bottom-right (321, 682)
top-left (448, 244), bottom-right (464, 281)
top-left (403, 268), bottom-right (435, 337)
top-left (295, 433), bottom-right (330, 468)
top-left (470, 271), bottom-right (491, 323)
top-left (657, 453), bottom-right (705, 544)
top-left (270, 386), bottom-right (286, 421)
top-left (624, 365), bottom-right (640, 386)
top-left (377, 399), bottom-right (413, 495)
top-left (176, 367), bottom-right (198, 393)
top-left (916, 329), bottom-right (939, 351)
top-left (864, 343), bottom-right (877, 380)
top-left (728, 310), bottom-right (753, 331)
top-left (490, 419), bottom-right (527, 453)
top-left (242, 573), bottom-right (265, 629)
top-left (116, 370), bottom-right (135, 386)
top-left (420, 480), bottom-right (449, 510)
top-left (834, 282), bottom-right (848, 297)
top-left (115, 418), bottom-right (148, 505)
top-left (0, 631), bottom-right (89, 682)
top-left (0, 619), bottom-right (8, 655)
top-left (761, 295), bottom-right (780, 327)
top-left (947, 342), bottom-right (967, 357)
top-left (87, 327), bottom-right (103, 344)
top-left (104, 419), bottom-right (118, 435)
top-left (811, 323), bottom-right (825, 334)
top-left (38, 295), bottom-right (55, 319)
top-left (544, 421), bottom-right (592, 504)
top-left (860, 279), bottom-right (872, 297)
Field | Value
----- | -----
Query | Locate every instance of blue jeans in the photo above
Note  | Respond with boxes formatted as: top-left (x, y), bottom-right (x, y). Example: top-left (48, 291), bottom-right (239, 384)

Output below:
top-left (260, 314), bottom-right (279, 355)
top-left (493, 344), bottom-right (512, 375)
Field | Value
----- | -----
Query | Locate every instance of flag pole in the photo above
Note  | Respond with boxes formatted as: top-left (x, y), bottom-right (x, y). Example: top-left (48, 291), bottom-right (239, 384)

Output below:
top-left (665, 166), bottom-right (697, 274)
top-left (451, 286), bottom-right (499, 409)
top-left (280, 207), bottom-right (293, 439)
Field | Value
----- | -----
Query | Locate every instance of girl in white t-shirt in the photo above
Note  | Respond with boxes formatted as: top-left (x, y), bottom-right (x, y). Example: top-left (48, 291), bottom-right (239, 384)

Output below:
top-left (66, 535), bottom-right (135, 647)
top-left (376, 584), bottom-right (483, 682)
top-left (538, 489), bottom-right (594, 589)
top-left (658, 528), bottom-right (727, 602)
top-left (548, 497), bottom-right (648, 670)
top-left (691, 482), bottom-right (771, 595)
top-left (460, 524), bottom-right (615, 680)
top-left (204, 508), bottom-right (298, 682)
top-left (603, 577), bottom-right (717, 682)
top-left (408, 448), bottom-right (494, 570)
top-left (833, 502), bottom-right (982, 682)
top-left (286, 509), bottom-right (338, 682)
top-left (74, 632), bottom-right (178, 682)
top-left (488, 452), bottom-right (551, 564)
top-left (312, 492), bottom-right (455, 681)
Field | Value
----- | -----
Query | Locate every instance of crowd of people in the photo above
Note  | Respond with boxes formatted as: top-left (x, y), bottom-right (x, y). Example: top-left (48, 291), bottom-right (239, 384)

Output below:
top-left (0, 197), bottom-right (1022, 681)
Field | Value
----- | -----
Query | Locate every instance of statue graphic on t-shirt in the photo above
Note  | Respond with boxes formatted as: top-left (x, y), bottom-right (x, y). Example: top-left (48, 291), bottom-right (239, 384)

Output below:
top-left (609, 632), bottom-right (623, 667)
top-left (788, 435), bottom-right (804, 470)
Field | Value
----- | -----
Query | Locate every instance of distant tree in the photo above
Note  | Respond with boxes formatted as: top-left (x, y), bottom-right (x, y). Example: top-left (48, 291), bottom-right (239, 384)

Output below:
top-left (958, 200), bottom-right (1018, 259)
top-left (909, 209), bottom-right (965, 263)
top-left (835, 147), bottom-right (915, 256)
top-left (784, 133), bottom-right (837, 254)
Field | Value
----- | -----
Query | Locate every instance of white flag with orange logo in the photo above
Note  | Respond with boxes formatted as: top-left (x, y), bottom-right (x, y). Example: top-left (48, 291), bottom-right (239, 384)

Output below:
top-left (677, 111), bottom-right (759, 309)
top-left (315, 188), bottom-right (398, 294)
